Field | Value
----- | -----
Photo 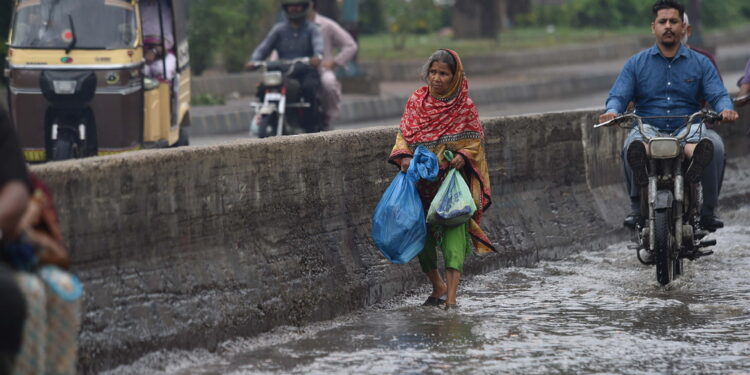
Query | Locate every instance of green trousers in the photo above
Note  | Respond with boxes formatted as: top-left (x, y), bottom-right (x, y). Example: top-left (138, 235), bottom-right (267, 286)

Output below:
top-left (417, 223), bottom-right (470, 273)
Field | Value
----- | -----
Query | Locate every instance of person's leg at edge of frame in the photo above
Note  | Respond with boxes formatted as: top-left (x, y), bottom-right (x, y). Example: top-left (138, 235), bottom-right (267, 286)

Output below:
top-left (319, 69), bottom-right (341, 129)
top-left (418, 231), bottom-right (447, 306)
top-left (442, 223), bottom-right (469, 308)
top-left (698, 129), bottom-right (725, 230)
top-left (622, 127), bottom-right (647, 228)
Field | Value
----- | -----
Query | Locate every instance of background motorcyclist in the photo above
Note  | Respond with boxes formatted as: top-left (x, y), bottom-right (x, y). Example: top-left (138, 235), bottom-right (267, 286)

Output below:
top-left (245, 0), bottom-right (324, 133)
top-left (599, 0), bottom-right (738, 234)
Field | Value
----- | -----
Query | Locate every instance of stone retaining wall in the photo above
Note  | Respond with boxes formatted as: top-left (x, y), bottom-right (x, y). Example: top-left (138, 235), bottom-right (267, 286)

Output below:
top-left (31, 107), bottom-right (750, 373)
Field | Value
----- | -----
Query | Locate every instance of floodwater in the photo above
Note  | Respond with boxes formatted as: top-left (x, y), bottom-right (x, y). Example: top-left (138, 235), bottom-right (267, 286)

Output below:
top-left (108, 209), bottom-right (750, 375)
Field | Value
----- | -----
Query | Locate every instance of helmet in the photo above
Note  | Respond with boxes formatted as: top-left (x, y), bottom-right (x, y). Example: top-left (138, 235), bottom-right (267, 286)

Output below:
top-left (281, 0), bottom-right (311, 21)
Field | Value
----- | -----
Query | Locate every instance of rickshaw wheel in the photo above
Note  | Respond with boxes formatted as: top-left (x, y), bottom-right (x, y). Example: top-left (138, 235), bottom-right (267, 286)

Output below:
top-left (51, 131), bottom-right (79, 161)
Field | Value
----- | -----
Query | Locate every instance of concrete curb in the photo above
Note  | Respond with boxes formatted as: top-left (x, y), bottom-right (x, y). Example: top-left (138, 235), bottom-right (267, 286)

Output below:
top-left (189, 26), bottom-right (750, 97)
top-left (189, 71), bottom-right (621, 136)
top-left (31, 105), bottom-right (750, 373)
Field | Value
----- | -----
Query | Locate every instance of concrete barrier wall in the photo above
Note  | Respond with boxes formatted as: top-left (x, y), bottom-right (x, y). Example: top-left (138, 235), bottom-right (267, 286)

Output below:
top-left (30, 108), bottom-right (750, 373)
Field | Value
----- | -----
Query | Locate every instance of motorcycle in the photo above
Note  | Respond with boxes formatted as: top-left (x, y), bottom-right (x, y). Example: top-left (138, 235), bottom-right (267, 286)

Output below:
top-left (249, 57), bottom-right (323, 138)
top-left (595, 110), bottom-right (723, 285)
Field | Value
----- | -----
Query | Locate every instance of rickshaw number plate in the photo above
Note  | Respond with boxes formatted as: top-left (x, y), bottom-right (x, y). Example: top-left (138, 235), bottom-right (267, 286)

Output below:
top-left (53, 80), bottom-right (77, 95)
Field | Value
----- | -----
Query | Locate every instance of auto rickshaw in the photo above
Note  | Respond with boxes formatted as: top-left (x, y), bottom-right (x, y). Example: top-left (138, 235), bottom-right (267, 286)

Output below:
top-left (4, 0), bottom-right (191, 162)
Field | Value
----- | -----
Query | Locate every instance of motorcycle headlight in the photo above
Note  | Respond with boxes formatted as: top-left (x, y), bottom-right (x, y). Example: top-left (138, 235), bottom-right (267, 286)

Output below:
top-left (649, 138), bottom-right (680, 159)
top-left (263, 71), bottom-right (283, 87)
top-left (52, 80), bottom-right (77, 95)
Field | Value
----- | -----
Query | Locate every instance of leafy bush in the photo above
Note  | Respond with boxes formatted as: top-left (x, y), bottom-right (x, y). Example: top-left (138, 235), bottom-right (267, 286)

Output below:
top-left (382, 0), bottom-right (449, 49)
top-left (359, 0), bottom-right (386, 34)
top-left (191, 93), bottom-right (225, 106)
top-left (189, 0), bottom-right (275, 74)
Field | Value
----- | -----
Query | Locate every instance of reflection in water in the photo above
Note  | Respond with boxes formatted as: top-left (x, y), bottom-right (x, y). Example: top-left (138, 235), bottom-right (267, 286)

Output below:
top-left (108, 209), bottom-right (750, 375)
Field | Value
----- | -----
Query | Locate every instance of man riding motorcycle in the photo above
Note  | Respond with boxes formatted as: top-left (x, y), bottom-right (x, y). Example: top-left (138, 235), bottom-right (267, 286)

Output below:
top-left (599, 0), bottom-right (738, 248)
top-left (245, 0), bottom-right (324, 133)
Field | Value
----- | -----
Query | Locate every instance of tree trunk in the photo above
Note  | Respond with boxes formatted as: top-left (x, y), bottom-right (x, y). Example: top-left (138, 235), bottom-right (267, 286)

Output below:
top-left (453, 0), bottom-right (500, 39)
top-left (479, 0), bottom-right (499, 38)
top-left (688, 0), bottom-right (705, 48)
top-left (315, 0), bottom-right (339, 21)
top-left (498, 0), bottom-right (511, 30)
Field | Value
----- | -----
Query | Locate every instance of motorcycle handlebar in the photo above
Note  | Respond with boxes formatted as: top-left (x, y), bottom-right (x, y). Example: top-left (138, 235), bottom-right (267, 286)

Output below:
top-left (593, 110), bottom-right (721, 141)
top-left (247, 57), bottom-right (311, 69)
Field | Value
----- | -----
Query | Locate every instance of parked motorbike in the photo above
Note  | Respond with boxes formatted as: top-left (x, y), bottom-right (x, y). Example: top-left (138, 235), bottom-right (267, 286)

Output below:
top-left (595, 110), bottom-right (723, 285)
top-left (249, 58), bottom-right (323, 138)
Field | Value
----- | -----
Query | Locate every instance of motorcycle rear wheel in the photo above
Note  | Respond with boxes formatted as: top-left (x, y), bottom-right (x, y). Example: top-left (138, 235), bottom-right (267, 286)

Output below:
top-left (654, 208), bottom-right (677, 285)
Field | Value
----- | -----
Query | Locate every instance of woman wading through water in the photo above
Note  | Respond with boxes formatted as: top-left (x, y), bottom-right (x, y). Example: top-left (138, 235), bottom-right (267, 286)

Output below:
top-left (388, 49), bottom-right (495, 310)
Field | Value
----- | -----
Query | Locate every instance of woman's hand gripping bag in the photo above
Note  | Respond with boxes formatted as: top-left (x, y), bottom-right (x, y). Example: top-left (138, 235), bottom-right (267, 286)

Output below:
top-left (372, 146), bottom-right (438, 264)
top-left (427, 151), bottom-right (477, 227)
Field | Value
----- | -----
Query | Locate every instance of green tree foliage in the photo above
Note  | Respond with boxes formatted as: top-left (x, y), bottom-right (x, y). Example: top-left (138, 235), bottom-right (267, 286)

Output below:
top-left (359, 0), bottom-right (385, 34)
top-left (517, 0), bottom-right (750, 29)
top-left (189, 0), bottom-right (274, 74)
top-left (382, 0), bottom-right (448, 49)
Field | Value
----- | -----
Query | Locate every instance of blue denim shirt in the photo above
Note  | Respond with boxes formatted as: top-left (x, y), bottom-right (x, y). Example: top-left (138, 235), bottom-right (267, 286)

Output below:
top-left (605, 44), bottom-right (733, 132)
top-left (250, 21), bottom-right (324, 63)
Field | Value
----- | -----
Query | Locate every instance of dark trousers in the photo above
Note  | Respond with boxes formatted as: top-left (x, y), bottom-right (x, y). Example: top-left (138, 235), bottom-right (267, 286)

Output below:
top-left (623, 128), bottom-right (725, 216)
top-left (0, 265), bottom-right (26, 373)
top-left (288, 65), bottom-right (321, 132)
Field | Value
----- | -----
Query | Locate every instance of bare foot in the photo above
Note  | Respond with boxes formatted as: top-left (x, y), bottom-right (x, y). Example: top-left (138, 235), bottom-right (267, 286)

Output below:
top-left (432, 282), bottom-right (448, 299)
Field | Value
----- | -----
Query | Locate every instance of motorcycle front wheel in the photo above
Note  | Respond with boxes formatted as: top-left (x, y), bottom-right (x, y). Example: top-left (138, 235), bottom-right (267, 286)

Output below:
top-left (654, 208), bottom-right (678, 285)
top-left (257, 113), bottom-right (278, 138)
top-left (51, 130), bottom-right (80, 161)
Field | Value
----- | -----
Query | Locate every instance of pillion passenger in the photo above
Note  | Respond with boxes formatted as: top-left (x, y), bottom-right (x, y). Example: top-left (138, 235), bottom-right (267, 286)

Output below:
top-left (246, 0), bottom-right (324, 133)
top-left (674, 11), bottom-right (727, 232)
top-left (308, 0), bottom-right (358, 129)
top-left (0, 107), bottom-right (83, 375)
top-left (599, 0), bottom-right (738, 234)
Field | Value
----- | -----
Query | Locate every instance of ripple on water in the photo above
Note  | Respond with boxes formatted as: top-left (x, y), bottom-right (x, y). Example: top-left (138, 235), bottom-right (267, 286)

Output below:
top-left (110, 215), bottom-right (750, 375)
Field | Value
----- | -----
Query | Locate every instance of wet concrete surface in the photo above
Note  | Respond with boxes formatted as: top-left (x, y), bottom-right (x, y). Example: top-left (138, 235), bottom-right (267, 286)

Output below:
top-left (107, 207), bottom-right (750, 375)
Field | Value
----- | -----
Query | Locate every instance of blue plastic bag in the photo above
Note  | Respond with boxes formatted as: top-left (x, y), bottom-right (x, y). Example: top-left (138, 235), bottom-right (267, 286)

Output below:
top-left (372, 146), bottom-right (438, 264)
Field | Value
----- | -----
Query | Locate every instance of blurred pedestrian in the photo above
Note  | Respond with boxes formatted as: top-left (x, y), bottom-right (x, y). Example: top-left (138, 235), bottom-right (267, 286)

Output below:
top-left (0, 106), bottom-right (32, 375)
top-left (308, 0), bottom-right (358, 129)
top-left (389, 49), bottom-right (495, 310)
top-left (739, 58), bottom-right (750, 97)
top-left (0, 107), bottom-right (83, 375)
